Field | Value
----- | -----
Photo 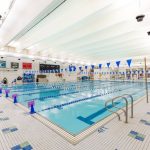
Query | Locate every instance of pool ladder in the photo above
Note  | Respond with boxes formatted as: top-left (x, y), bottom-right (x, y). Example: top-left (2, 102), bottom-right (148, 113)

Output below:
top-left (105, 94), bottom-right (133, 123)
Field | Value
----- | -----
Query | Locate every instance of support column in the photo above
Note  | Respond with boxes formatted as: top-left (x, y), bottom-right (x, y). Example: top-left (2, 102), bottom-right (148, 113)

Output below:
top-left (144, 57), bottom-right (149, 103)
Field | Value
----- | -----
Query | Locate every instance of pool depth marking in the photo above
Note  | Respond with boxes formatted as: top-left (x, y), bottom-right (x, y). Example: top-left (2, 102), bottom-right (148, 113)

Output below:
top-left (11, 141), bottom-right (33, 150)
top-left (2, 126), bottom-right (18, 134)
top-left (128, 130), bottom-right (146, 141)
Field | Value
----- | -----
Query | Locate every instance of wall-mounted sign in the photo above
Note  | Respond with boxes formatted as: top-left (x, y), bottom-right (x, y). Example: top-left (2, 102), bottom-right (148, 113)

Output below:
top-left (11, 62), bottom-right (19, 69)
top-left (23, 73), bottom-right (35, 82)
top-left (0, 61), bottom-right (6, 68)
top-left (22, 63), bottom-right (32, 69)
top-left (39, 64), bottom-right (60, 72)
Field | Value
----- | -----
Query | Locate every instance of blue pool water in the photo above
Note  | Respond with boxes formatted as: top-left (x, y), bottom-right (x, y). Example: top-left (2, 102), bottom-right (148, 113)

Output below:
top-left (5, 80), bottom-right (147, 135)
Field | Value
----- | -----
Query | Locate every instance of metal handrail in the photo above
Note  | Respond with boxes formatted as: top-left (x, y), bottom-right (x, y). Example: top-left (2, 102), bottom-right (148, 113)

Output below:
top-left (112, 97), bottom-right (128, 123)
top-left (105, 94), bottom-right (134, 123)
top-left (105, 99), bottom-right (121, 121)
top-left (122, 94), bottom-right (134, 118)
top-left (105, 96), bottom-right (128, 123)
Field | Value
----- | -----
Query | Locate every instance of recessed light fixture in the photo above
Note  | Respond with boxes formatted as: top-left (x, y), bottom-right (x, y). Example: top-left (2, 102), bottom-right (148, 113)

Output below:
top-left (147, 31), bottom-right (150, 36)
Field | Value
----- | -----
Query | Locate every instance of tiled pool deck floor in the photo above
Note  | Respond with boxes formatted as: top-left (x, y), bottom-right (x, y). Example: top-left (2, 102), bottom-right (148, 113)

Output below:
top-left (1, 95), bottom-right (150, 150)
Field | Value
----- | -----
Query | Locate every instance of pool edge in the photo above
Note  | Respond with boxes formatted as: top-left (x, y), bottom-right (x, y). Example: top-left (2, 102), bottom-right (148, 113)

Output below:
top-left (6, 94), bottom-right (146, 145)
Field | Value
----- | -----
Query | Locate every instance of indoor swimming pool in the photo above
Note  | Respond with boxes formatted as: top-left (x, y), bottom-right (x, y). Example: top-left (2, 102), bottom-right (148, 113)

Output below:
top-left (5, 81), bottom-right (147, 135)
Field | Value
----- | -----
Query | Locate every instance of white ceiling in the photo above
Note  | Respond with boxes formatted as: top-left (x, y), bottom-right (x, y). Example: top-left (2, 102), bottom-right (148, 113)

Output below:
top-left (0, 0), bottom-right (12, 16)
top-left (0, 0), bottom-right (150, 64)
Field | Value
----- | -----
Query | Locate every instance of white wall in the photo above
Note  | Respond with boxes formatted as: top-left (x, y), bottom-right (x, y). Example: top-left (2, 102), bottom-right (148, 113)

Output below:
top-left (0, 56), bottom-right (150, 84)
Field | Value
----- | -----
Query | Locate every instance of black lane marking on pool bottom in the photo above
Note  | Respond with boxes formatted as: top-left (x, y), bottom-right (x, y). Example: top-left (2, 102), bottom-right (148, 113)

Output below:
top-left (77, 102), bottom-right (120, 125)
top-left (77, 89), bottom-right (145, 125)
top-left (38, 89), bottom-right (122, 113)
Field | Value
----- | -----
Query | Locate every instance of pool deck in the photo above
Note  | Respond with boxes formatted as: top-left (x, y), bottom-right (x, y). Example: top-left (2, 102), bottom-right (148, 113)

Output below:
top-left (1, 95), bottom-right (150, 150)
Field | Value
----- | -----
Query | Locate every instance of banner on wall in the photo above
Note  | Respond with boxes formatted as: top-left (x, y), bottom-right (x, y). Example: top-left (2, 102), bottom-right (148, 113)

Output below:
top-left (39, 64), bottom-right (60, 73)
top-left (69, 66), bottom-right (76, 72)
top-left (11, 62), bottom-right (19, 69)
top-left (69, 66), bottom-right (72, 72)
top-left (22, 63), bottom-right (32, 69)
top-left (0, 61), bottom-right (6, 68)
top-left (73, 66), bottom-right (76, 71)
top-left (23, 73), bottom-right (35, 82)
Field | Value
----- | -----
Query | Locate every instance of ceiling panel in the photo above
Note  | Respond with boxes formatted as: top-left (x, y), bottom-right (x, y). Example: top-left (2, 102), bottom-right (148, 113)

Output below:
top-left (0, 0), bottom-right (150, 64)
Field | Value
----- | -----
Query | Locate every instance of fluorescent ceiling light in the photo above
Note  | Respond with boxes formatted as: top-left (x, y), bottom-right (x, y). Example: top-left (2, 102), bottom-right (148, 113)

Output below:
top-left (67, 60), bottom-right (72, 63)
top-left (27, 55), bottom-right (35, 59)
top-left (0, 51), bottom-right (7, 55)
top-left (0, 47), bottom-right (4, 51)
top-left (60, 59), bottom-right (64, 62)
top-left (8, 40), bottom-right (20, 47)
top-left (0, 0), bottom-right (12, 14)
top-left (0, 0), bottom-right (14, 26)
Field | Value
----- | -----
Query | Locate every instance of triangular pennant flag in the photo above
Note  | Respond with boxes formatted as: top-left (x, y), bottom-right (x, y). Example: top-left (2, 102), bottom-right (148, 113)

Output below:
top-left (91, 65), bottom-right (94, 69)
top-left (73, 66), bottom-right (76, 71)
top-left (107, 62), bottom-right (110, 68)
top-left (99, 64), bottom-right (102, 69)
top-left (126, 59), bottom-right (132, 67)
top-left (85, 66), bottom-right (88, 69)
top-left (116, 61), bottom-right (120, 67)
top-left (69, 66), bottom-right (72, 72)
